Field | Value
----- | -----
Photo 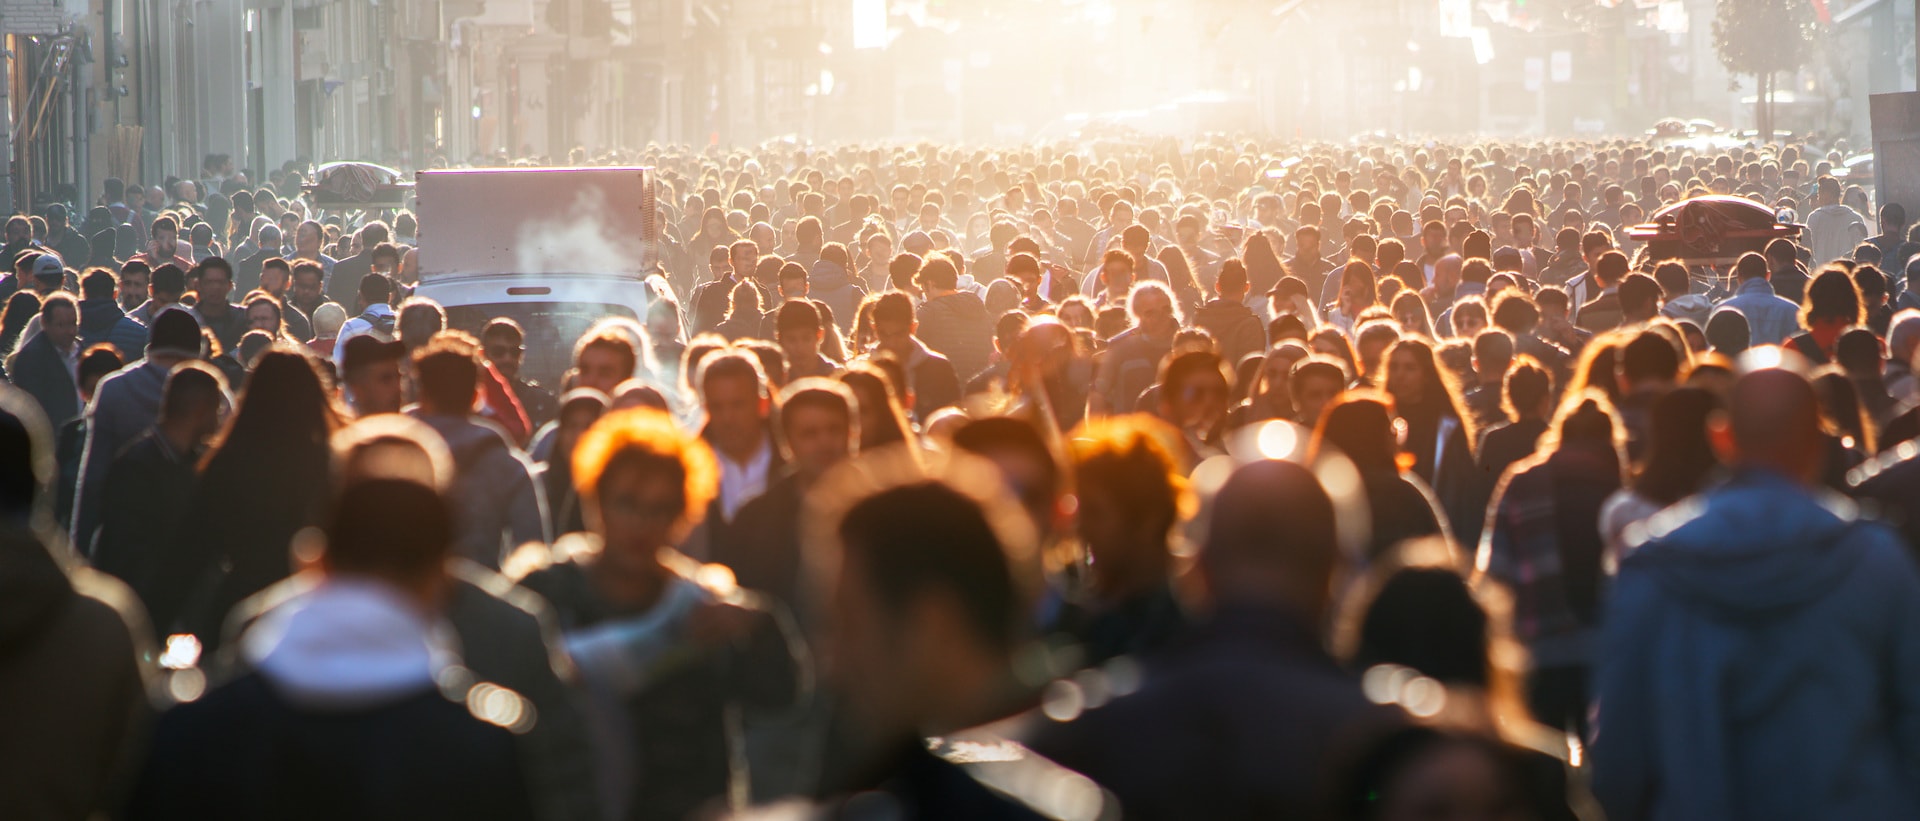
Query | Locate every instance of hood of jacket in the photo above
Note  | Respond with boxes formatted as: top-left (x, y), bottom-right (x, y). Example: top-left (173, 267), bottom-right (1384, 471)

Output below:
top-left (954, 273), bottom-right (986, 296)
top-left (79, 298), bottom-right (128, 336)
top-left (811, 260), bottom-right (853, 293)
top-left (243, 576), bottom-right (458, 710)
top-left (0, 525), bottom-right (69, 651)
top-left (1662, 293), bottom-right (1714, 325)
top-left (1624, 471), bottom-right (1868, 621)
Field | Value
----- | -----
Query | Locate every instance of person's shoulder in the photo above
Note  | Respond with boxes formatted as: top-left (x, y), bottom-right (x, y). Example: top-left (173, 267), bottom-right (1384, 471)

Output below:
top-left (155, 670), bottom-right (273, 742)
top-left (108, 430), bottom-right (169, 465)
top-left (733, 474), bottom-right (802, 521)
top-left (52, 564), bottom-right (151, 666)
top-left (92, 360), bottom-right (150, 393)
top-left (913, 341), bottom-right (954, 366)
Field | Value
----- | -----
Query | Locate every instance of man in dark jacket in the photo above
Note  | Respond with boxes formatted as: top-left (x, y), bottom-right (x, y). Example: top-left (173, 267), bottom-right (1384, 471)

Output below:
top-left (914, 254), bottom-right (994, 382)
top-left (72, 308), bottom-right (203, 553)
top-left (127, 479), bottom-right (538, 821)
top-left (716, 379), bottom-right (854, 801)
top-left (1027, 459), bottom-right (1403, 819)
top-left (92, 362), bottom-right (225, 606)
top-left (691, 239), bottom-right (760, 335)
top-left (42, 203), bottom-right (90, 268)
top-left (234, 224), bottom-right (282, 295)
top-left (758, 261), bottom-right (812, 341)
top-left (186, 258), bottom-right (248, 351)
top-left (77, 268), bottom-right (149, 362)
top-left (1191, 259), bottom-right (1266, 368)
top-left (9, 293), bottom-right (82, 428)
top-left (1766, 237), bottom-right (1811, 306)
top-left (775, 300), bottom-right (838, 382)
top-left (720, 378), bottom-right (855, 609)
top-left (871, 291), bottom-right (961, 421)
top-left (257, 256), bottom-right (314, 341)
top-left (285, 259), bottom-right (336, 343)
top-left (322, 220), bottom-right (389, 306)
top-left (1286, 224), bottom-right (1338, 299)
top-left (213, 416), bottom-right (601, 821)
top-left (0, 214), bottom-right (45, 273)
top-left (1575, 250), bottom-right (1628, 332)
top-left (0, 387), bottom-right (154, 821)
top-left (806, 471), bottom-right (1096, 820)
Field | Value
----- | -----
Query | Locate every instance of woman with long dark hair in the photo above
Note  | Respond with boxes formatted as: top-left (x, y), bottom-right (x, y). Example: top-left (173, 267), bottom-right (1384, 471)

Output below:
top-left (145, 351), bottom-right (342, 646)
top-left (1391, 290), bottom-right (1434, 339)
top-left (1811, 367), bottom-right (1873, 487)
top-left (839, 364), bottom-right (914, 452)
top-left (687, 206), bottom-right (737, 281)
top-left (1226, 341), bottom-right (1310, 430)
top-left (1382, 337), bottom-right (1484, 542)
top-left (1242, 232), bottom-right (1288, 298)
top-left (1599, 386), bottom-right (1722, 563)
top-left (1476, 390), bottom-right (1625, 739)
top-left (1156, 245), bottom-right (1205, 317)
top-left (0, 290), bottom-right (40, 357)
top-left (1309, 391), bottom-right (1449, 562)
top-left (1327, 261), bottom-right (1380, 333)
top-left (1311, 327), bottom-right (1361, 383)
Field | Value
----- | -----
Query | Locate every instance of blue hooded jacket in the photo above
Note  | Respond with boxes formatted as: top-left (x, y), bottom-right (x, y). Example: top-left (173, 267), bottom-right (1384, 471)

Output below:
top-left (1591, 470), bottom-right (1920, 821)
top-left (78, 298), bottom-right (148, 362)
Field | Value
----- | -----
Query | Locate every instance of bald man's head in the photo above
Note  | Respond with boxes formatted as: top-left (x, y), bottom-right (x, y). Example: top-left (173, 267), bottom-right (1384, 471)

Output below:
top-left (1201, 458), bottom-right (1339, 617)
top-left (1726, 366), bottom-right (1824, 483)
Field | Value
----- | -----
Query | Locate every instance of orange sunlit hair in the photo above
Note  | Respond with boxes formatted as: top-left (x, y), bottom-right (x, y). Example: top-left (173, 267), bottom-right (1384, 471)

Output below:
top-left (1067, 414), bottom-right (1197, 535)
top-left (572, 408), bottom-right (720, 525)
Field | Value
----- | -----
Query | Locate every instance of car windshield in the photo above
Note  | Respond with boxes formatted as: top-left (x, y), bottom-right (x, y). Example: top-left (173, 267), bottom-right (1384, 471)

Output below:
top-left (445, 302), bottom-right (638, 389)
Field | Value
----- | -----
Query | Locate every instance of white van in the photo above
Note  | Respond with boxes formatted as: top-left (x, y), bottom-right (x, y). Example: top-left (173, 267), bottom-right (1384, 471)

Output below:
top-left (413, 166), bottom-right (662, 387)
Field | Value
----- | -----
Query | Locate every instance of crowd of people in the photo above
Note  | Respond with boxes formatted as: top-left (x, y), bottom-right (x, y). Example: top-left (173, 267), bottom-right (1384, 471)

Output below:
top-left (5, 133), bottom-right (1920, 821)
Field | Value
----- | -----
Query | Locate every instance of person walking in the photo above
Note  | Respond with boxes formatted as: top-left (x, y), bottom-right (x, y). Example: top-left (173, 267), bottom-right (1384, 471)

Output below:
top-left (126, 478), bottom-right (538, 821)
top-left (142, 352), bottom-right (339, 647)
top-left (406, 334), bottom-right (549, 568)
top-left (1591, 362), bottom-right (1920, 820)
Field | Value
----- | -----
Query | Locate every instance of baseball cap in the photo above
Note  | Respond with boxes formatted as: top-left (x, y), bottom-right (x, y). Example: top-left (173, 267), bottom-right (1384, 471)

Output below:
top-left (32, 255), bottom-right (64, 279)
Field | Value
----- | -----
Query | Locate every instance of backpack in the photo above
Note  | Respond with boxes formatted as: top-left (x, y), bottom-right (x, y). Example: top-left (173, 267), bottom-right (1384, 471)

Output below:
top-left (359, 309), bottom-right (396, 342)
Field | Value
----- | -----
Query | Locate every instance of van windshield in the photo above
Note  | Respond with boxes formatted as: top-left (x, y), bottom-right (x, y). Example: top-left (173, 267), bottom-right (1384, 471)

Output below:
top-left (445, 302), bottom-right (638, 389)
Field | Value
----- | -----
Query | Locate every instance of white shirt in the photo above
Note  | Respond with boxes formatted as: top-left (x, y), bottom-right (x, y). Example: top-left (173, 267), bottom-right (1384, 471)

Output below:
top-left (331, 303), bottom-right (395, 365)
top-left (715, 436), bottom-right (773, 521)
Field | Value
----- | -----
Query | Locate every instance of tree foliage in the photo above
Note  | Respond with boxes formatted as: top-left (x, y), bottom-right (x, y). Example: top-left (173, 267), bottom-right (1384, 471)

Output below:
top-left (1712, 0), bottom-right (1816, 82)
